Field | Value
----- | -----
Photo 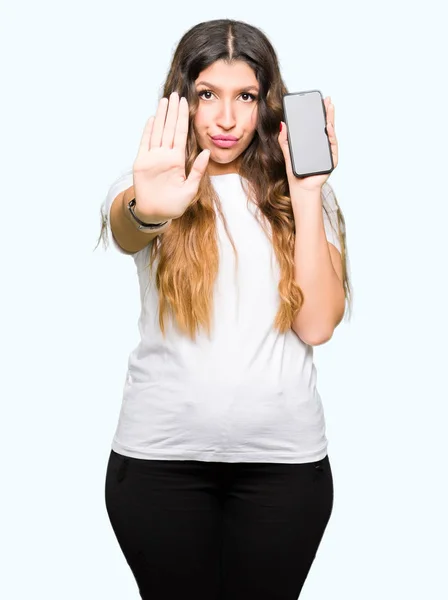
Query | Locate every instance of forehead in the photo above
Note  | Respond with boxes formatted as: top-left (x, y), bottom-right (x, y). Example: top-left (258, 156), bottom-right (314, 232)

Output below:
top-left (195, 60), bottom-right (258, 88)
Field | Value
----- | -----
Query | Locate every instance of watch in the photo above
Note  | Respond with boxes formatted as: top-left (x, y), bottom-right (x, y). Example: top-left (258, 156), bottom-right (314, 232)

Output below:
top-left (127, 198), bottom-right (169, 230)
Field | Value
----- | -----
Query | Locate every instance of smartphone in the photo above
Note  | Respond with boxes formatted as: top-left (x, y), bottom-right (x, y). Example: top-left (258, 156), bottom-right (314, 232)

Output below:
top-left (282, 90), bottom-right (334, 178)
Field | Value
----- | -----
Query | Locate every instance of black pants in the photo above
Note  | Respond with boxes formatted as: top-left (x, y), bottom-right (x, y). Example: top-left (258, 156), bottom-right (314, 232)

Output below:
top-left (105, 449), bottom-right (334, 600)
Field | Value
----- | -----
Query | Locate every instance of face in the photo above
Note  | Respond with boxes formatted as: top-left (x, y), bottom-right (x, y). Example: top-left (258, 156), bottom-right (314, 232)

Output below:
top-left (193, 60), bottom-right (259, 176)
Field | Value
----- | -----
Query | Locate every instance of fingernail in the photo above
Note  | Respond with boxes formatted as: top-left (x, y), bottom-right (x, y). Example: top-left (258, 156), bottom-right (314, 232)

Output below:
top-left (279, 122), bottom-right (283, 132)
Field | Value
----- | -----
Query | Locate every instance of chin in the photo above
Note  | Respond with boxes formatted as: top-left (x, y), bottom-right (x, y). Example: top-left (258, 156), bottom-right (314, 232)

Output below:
top-left (211, 156), bottom-right (235, 165)
top-left (210, 150), bottom-right (241, 163)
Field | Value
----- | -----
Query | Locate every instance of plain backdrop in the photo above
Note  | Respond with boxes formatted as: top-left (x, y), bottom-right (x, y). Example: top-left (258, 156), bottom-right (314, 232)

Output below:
top-left (1, 0), bottom-right (447, 598)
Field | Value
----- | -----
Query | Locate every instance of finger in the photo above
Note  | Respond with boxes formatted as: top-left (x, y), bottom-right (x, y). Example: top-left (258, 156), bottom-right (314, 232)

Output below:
top-left (173, 96), bottom-right (189, 151)
top-left (150, 97), bottom-right (169, 148)
top-left (137, 116), bottom-right (155, 155)
top-left (323, 96), bottom-right (330, 118)
top-left (332, 140), bottom-right (338, 167)
top-left (277, 121), bottom-right (294, 179)
top-left (327, 121), bottom-right (338, 167)
top-left (184, 149), bottom-right (210, 193)
top-left (161, 92), bottom-right (180, 148)
top-left (327, 101), bottom-right (335, 129)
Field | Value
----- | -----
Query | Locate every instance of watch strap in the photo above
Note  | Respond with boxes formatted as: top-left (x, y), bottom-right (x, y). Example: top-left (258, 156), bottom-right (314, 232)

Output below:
top-left (127, 198), bottom-right (169, 230)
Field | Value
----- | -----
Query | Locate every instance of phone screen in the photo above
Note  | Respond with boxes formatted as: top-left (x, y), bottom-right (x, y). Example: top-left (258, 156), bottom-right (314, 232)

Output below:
top-left (282, 90), bottom-right (333, 178)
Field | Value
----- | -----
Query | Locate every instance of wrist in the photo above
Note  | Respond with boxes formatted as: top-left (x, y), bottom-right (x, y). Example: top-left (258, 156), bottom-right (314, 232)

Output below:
top-left (132, 203), bottom-right (170, 225)
top-left (122, 191), bottom-right (169, 229)
top-left (290, 186), bottom-right (322, 206)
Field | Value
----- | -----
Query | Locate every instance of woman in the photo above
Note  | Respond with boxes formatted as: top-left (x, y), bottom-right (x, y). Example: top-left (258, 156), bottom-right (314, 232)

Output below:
top-left (97, 18), bottom-right (352, 600)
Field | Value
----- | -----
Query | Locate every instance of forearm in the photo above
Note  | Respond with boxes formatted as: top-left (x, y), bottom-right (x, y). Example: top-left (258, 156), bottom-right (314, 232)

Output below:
top-left (290, 187), bottom-right (345, 345)
top-left (109, 186), bottom-right (171, 254)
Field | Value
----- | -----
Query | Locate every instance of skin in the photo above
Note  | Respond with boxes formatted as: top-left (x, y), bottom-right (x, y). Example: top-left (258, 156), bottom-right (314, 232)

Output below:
top-left (278, 97), bottom-right (338, 193)
top-left (190, 60), bottom-right (343, 336)
top-left (129, 60), bottom-right (343, 337)
top-left (193, 60), bottom-right (260, 176)
top-left (192, 59), bottom-right (338, 186)
top-left (132, 60), bottom-right (337, 223)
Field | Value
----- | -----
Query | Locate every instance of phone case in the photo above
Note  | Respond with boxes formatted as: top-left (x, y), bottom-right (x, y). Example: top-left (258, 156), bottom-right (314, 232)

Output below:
top-left (282, 90), bottom-right (334, 178)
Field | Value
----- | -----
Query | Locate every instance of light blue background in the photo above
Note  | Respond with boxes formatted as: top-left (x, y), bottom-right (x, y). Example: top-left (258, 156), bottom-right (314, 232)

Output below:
top-left (1, 0), bottom-right (447, 598)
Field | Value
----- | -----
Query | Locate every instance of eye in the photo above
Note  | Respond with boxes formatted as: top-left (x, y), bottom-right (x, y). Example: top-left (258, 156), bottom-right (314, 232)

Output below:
top-left (197, 90), bottom-right (214, 100)
top-left (197, 90), bottom-right (258, 102)
top-left (240, 93), bottom-right (257, 102)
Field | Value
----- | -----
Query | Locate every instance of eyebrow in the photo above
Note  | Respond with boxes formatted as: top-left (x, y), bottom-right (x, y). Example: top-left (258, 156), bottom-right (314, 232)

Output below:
top-left (195, 80), bottom-right (259, 93)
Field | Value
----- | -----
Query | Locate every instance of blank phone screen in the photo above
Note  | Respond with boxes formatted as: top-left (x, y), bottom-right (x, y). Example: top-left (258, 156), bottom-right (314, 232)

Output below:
top-left (283, 91), bottom-right (333, 177)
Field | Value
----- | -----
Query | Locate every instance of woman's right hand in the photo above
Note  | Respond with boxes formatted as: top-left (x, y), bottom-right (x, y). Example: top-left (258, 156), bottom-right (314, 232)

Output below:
top-left (132, 92), bottom-right (210, 222)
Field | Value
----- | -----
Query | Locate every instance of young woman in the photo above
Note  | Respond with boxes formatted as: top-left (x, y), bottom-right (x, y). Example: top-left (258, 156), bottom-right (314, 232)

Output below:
top-left (97, 18), bottom-right (352, 600)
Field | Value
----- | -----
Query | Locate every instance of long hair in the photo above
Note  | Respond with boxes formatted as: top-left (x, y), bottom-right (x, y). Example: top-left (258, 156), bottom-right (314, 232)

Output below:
top-left (97, 19), bottom-right (353, 340)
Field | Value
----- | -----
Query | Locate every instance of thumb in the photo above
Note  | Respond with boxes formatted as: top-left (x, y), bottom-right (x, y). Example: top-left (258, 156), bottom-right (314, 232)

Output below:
top-left (278, 121), bottom-right (293, 179)
top-left (185, 149), bottom-right (210, 192)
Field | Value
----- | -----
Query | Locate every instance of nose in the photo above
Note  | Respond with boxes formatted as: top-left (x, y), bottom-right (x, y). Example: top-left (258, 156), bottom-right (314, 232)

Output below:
top-left (215, 100), bottom-right (237, 130)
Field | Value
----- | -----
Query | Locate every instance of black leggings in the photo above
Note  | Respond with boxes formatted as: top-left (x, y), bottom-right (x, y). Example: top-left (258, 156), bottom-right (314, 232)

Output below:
top-left (105, 449), bottom-right (334, 600)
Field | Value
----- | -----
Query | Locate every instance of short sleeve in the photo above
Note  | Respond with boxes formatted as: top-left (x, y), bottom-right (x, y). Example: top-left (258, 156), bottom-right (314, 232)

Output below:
top-left (321, 182), bottom-right (342, 253)
top-left (100, 166), bottom-right (135, 255)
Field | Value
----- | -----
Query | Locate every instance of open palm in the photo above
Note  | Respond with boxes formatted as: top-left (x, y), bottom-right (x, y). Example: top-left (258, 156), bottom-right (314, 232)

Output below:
top-left (132, 92), bottom-right (210, 220)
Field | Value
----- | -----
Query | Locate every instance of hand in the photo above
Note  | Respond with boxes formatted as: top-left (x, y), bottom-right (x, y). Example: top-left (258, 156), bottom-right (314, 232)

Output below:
top-left (278, 96), bottom-right (338, 193)
top-left (132, 92), bottom-right (210, 221)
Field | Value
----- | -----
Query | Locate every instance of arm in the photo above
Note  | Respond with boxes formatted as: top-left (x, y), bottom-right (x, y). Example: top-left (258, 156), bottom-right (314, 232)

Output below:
top-left (110, 185), bottom-right (171, 254)
top-left (290, 187), bottom-right (346, 346)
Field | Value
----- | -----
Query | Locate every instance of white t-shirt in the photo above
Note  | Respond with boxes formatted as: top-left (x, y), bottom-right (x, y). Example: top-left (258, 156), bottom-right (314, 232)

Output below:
top-left (101, 168), bottom-right (342, 463)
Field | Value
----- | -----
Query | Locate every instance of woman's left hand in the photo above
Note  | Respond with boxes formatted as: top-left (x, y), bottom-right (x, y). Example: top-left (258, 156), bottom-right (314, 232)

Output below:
top-left (278, 96), bottom-right (338, 193)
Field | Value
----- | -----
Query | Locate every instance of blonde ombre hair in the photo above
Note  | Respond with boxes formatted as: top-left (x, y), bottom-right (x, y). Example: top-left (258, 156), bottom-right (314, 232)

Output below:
top-left (97, 19), bottom-right (353, 340)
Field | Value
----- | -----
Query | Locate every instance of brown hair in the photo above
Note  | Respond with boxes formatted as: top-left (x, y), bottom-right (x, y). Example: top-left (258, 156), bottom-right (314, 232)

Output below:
top-left (97, 19), bottom-right (353, 340)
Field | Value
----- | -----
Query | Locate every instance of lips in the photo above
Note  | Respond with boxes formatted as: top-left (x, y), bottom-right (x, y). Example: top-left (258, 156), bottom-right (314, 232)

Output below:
top-left (211, 135), bottom-right (239, 141)
top-left (211, 138), bottom-right (239, 148)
